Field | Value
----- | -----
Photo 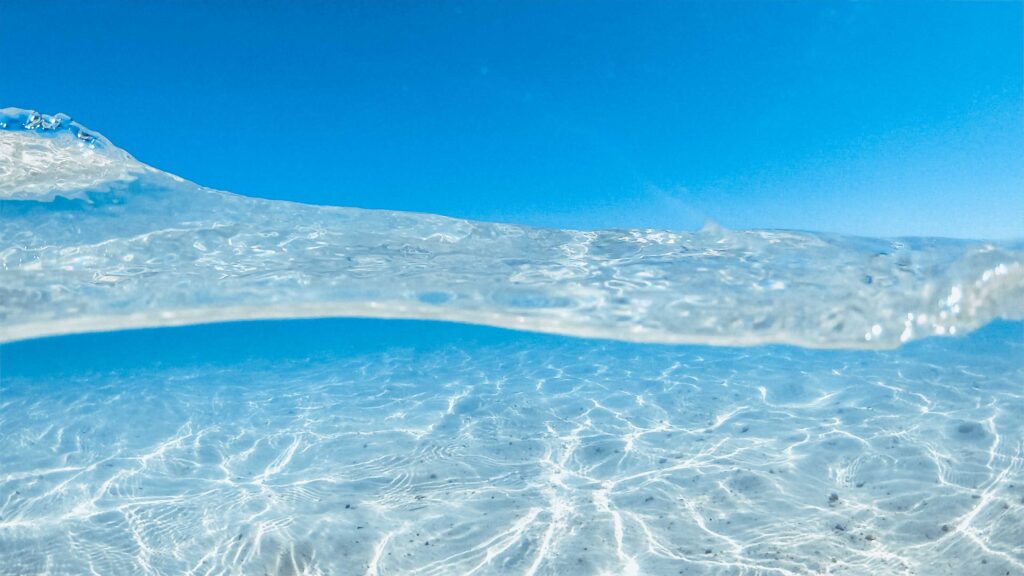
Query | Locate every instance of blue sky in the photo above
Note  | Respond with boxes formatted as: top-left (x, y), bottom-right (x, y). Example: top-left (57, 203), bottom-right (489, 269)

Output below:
top-left (3, 1), bottom-right (1021, 239)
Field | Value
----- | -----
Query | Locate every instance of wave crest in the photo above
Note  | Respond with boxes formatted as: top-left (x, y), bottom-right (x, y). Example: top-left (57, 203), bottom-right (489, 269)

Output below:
top-left (0, 107), bottom-right (147, 201)
top-left (2, 108), bottom-right (1022, 348)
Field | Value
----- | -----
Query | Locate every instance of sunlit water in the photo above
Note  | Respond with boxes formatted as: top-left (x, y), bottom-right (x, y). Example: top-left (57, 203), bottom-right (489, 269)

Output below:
top-left (1, 110), bottom-right (1022, 575)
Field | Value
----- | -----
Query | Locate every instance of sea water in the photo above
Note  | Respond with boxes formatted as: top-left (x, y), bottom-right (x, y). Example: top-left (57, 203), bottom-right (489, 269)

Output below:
top-left (1, 109), bottom-right (1022, 575)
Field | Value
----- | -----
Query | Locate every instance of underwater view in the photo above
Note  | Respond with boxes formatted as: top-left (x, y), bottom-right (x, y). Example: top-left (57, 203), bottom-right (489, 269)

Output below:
top-left (1, 108), bottom-right (1022, 576)
top-left (2, 3), bottom-right (1023, 575)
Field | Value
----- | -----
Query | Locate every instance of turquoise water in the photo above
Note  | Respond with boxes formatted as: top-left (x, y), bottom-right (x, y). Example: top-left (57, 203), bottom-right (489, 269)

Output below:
top-left (1, 110), bottom-right (1023, 575)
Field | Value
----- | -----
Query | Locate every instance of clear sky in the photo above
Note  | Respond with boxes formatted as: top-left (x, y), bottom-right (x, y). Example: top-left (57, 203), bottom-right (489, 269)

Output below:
top-left (3, 1), bottom-right (1021, 239)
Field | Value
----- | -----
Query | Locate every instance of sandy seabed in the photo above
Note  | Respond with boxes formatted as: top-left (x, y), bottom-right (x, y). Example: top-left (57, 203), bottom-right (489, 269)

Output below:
top-left (1, 320), bottom-right (1022, 576)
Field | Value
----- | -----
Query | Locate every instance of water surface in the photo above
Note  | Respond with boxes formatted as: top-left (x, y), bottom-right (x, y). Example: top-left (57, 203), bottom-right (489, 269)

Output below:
top-left (1, 110), bottom-right (1022, 575)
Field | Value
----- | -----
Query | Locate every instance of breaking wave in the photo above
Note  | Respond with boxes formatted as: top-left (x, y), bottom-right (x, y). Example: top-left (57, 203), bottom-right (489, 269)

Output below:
top-left (1, 108), bottom-right (1022, 347)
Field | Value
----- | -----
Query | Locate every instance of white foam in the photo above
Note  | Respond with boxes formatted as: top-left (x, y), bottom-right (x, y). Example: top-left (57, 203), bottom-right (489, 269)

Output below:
top-left (0, 129), bottom-right (145, 201)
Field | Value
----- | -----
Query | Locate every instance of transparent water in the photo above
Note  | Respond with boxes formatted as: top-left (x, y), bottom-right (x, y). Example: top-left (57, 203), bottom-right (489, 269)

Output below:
top-left (1, 110), bottom-right (1022, 575)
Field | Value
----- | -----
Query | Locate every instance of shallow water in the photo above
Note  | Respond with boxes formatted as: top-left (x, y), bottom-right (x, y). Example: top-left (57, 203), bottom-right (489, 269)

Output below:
top-left (2, 109), bottom-right (1022, 349)
top-left (2, 110), bottom-right (1023, 575)
top-left (2, 320), bottom-right (1022, 575)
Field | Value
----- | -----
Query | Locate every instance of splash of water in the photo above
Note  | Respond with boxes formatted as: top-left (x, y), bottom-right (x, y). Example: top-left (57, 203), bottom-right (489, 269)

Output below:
top-left (1, 108), bottom-right (1022, 347)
